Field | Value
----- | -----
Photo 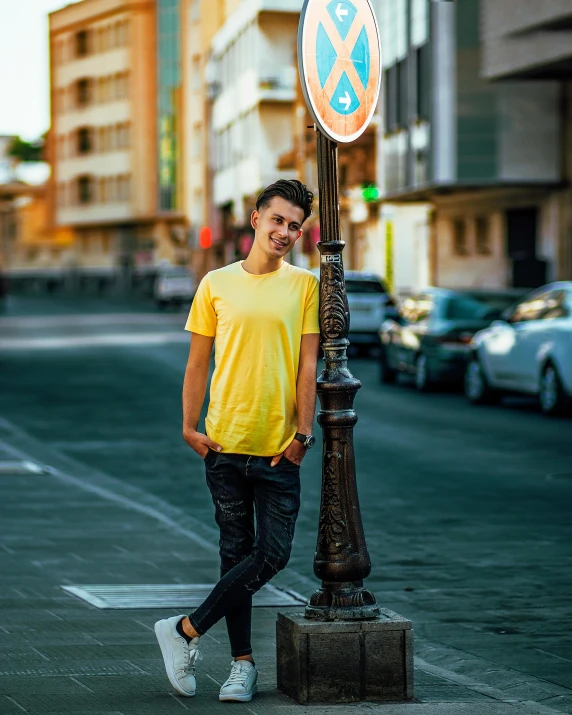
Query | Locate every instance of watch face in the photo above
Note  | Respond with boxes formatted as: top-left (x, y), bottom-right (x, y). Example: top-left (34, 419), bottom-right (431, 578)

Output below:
top-left (306, 435), bottom-right (316, 449)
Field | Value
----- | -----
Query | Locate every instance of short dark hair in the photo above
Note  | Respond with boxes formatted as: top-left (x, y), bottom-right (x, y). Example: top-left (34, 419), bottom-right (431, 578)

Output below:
top-left (256, 179), bottom-right (314, 224)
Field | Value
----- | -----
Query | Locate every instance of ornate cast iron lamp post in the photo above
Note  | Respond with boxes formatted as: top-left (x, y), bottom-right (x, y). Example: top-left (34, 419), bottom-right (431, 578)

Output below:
top-left (305, 130), bottom-right (379, 622)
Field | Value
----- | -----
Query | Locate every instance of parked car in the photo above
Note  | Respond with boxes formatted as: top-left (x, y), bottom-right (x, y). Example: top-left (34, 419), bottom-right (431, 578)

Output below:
top-left (378, 288), bottom-right (518, 390)
top-left (312, 269), bottom-right (391, 353)
top-left (465, 282), bottom-right (572, 415)
top-left (154, 267), bottom-right (196, 309)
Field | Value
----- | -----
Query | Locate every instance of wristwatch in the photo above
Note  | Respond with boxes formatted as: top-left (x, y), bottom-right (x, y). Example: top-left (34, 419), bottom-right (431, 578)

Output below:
top-left (294, 432), bottom-right (316, 450)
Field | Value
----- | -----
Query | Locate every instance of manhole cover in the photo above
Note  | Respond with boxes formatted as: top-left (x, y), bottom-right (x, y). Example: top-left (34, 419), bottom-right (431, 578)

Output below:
top-left (61, 583), bottom-right (308, 609)
top-left (0, 460), bottom-right (50, 475)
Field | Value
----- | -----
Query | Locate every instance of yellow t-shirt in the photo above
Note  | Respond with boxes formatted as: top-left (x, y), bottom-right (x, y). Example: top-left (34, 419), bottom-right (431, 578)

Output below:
top-left (185, 260), bottom-right (320, 456)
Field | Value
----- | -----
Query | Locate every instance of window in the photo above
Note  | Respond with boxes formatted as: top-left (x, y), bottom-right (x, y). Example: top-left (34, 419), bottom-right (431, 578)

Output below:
top-left (508, 290), bottom-right (553, 323)
top-left (444, 296), bottom-right (499, 321)
top-left (415, 43), bottom-right (430, 120)
top-left (475, 215), bottom-right (491, 255)
top-left (452, 218), bottom-right (468, 256)
top-left (345, 279), bottom-right (388, 295)
top-left (401, 295), bottom-right (434, 323)
top-left (396, 59), bottom-right (407, 128)
top-left (77, 127), bottom-right (92, 154)
top-left (76, 78), bottom-right (92, 106)
top-left (539, 290), bottom-right (570, 321)
top-left (384, 66), bottom-right (397, 132)
top-left (77, 175), bottom-right (93, 204)
top-left (75, 30), bottom-right (89, 57)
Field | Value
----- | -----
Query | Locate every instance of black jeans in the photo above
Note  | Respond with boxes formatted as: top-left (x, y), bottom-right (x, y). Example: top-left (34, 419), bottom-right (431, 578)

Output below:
top-left (189, 451), bottom-right (301, 657)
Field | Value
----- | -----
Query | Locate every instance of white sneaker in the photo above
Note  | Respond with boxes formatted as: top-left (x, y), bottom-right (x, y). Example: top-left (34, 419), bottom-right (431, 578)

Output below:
top-left (154, 615), bottom-right (202, 697)
top-left (219, 659), bottom-right (258, 702)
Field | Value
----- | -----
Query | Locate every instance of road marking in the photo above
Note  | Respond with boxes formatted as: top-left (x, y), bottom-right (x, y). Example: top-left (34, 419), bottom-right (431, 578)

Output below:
top-left (0, 417), bottom-right (316, 592)
top-left (0, 313), bottom-right (185, 328)
top-left (0, 332), bottom-right (189, 350)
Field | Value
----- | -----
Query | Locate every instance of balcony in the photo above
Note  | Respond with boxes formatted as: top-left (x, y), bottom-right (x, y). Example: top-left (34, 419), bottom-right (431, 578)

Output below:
top-left (212, 65), bottom-right (296, 131)
top-left (481, 0), bottom-right (572, 79)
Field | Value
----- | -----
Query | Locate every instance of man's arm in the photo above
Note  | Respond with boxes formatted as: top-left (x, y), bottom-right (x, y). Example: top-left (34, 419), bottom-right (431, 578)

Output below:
top-left (271, 332), bottom-right (320, 466)
top-left (182, 332), bottom-right (222, 458)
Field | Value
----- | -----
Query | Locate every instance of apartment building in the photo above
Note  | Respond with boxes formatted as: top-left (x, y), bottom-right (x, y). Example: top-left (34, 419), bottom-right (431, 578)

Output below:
top-left (207, 0), bottom-right (301, 263)
top-left (480, 0), bottom-right (572, 282)
top-left (181, 0), bottom-right (228, 271)
top-left (379, 0), bottom-right (563, 293)
top-left (49, 0), bottom-right (187, 284)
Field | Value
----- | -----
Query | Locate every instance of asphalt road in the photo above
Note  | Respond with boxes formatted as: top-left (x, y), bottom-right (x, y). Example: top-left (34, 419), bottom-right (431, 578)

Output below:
top-left (1, 297), bottom-right (571, 709)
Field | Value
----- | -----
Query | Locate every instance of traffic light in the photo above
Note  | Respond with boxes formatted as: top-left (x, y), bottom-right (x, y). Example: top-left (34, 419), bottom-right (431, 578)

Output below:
top-left (361, 184), bottom-right (381, 203)
top-left (199, 226), bottom-right (212, 249)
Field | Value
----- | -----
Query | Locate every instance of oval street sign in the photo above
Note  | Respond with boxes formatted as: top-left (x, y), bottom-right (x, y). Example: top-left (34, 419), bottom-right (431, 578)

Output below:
top-left (298, 0), bottom-right (382, 144)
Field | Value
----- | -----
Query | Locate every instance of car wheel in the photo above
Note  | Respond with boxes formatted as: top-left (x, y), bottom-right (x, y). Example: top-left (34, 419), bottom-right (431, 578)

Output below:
top-left (414, 354), bottom-right (432, 392)
top-left (379, 350), bottom-right (397, 384)
top-left (464, 358), bottom-right (501, 405)
top-left (539, 363), bottom-right (570, 416)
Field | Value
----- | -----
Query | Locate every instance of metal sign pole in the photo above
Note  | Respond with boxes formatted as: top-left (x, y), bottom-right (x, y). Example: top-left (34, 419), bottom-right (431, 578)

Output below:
top-left (305, 129), bottom-right (379, 620)
top-left (276, 1), bottom-right (413, 702)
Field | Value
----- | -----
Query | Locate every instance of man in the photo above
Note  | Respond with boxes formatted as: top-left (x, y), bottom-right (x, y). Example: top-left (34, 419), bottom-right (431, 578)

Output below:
top-left (154, 180), bottom-right (320, 703)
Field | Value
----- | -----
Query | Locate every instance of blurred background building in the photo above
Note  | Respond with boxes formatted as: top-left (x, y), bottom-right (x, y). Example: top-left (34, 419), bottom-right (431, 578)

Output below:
top-left (379, 0), bottom-right (572, 296)
top-left (1, 0), bottom-right (571, 298)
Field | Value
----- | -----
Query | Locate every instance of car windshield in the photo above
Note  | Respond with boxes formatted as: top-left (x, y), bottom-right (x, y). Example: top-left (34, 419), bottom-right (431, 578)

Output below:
top-left (444, 295), bottom-right (505, 321)
top-left (345, 279), bottom-right (387, 295)
top-left (162, 269), bottom-right (192, 279)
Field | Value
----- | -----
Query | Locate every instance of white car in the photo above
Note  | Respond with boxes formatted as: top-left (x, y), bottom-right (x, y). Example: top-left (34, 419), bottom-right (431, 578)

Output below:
top-left (312, 269), bottom-right (392, 353)
top-left (465, 282), bottom-right (572, 415)
top-left (154, 267), bottom-right (196, 309)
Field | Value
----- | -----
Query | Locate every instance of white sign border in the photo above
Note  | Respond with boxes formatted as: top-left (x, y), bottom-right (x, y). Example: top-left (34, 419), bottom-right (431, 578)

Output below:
top-left (298, 0), bottom-right (383, 144)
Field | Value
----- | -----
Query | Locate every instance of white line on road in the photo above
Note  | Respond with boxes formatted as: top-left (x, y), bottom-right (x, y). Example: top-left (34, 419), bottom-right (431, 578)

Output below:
top-left (0, 313), bottom-right (185, 328)
top-left (0, 332), bottom-right (189, 350)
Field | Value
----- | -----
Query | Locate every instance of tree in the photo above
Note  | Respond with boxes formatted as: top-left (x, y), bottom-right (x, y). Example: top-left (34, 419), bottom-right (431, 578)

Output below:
top-left (7, 134), bottom-right (45, 163)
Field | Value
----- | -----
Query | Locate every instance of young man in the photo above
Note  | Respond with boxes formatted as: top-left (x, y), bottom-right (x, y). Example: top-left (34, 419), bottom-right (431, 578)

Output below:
top-left (154, 180), bottom-right (320, 703)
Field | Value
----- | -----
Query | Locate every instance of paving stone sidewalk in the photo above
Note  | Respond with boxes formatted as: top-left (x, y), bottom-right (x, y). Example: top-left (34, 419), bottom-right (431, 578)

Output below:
top-left (0, 421), bottom-right (570, 715)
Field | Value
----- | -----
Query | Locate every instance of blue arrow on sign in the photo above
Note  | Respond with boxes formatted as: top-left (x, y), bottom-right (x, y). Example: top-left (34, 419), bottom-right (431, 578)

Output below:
top-left (326, 0), bottom-right (357, 42)
top-left (330, 71), bottom-right (360, 115)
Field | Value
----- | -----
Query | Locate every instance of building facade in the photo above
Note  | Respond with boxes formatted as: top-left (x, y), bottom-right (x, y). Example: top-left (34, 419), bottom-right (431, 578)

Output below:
top-left (379, 0), bottom-right (565, 293)
top-left (49, 0), bottom-right (187, 289)
top-left (207, 0), bottom-right (301, 264)
top-left (480, 0), bottom-right (572, 283)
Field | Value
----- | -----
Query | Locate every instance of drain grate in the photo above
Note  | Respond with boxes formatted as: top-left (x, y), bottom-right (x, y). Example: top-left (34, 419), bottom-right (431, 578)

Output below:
top-left (0, 460), bottom-right (50, 475)
top-left (61, 583), bottom-right (308, 609)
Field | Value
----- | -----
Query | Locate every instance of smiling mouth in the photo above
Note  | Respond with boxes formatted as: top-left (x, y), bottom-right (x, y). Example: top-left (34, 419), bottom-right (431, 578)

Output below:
top-left (270, 237), bottom-right (287, 248)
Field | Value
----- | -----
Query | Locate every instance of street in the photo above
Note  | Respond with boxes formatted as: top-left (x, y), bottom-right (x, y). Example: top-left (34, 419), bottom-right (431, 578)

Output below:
top-left (1, 298), bottom-right (571, 714)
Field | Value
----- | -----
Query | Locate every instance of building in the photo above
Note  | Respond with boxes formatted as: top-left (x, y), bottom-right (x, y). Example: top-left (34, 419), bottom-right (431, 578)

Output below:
top-left (181, 0), bottom-right (229, 272)
top-left (48, 0), bottom-right (188, 291)
top-left (378, 0), bottom-right (565, 293)
top-left (480, 0), bottom-right (572, 283)
top-left (207, 0), bottom-right (301, 265)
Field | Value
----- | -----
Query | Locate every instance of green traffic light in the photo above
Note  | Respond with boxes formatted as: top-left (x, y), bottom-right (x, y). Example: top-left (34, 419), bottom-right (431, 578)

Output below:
top-left (361, 184), bottom-right (381, 202)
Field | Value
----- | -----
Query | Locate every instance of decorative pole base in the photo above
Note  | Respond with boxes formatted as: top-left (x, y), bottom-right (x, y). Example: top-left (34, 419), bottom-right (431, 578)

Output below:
top-left (305, 581), bottom-right (380, 620)
top-left (277, 610), bottom-right (414, 704)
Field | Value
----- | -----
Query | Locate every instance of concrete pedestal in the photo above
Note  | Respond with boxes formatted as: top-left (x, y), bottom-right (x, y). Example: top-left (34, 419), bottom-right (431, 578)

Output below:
top-left (276, 608), bottom-right (414, 704)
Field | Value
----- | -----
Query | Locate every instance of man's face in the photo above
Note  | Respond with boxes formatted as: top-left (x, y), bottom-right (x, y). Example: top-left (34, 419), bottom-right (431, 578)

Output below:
top-left (251, 196), bottom-right (305, 259)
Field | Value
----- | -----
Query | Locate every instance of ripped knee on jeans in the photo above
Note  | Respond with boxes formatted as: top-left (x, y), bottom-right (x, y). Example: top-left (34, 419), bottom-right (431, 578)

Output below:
top-left (243, 551), bottom-right (290, 594)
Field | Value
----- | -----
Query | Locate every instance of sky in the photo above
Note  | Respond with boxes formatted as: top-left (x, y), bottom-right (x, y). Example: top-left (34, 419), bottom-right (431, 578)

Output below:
top-left (0, 0), bottom-right (81, 140)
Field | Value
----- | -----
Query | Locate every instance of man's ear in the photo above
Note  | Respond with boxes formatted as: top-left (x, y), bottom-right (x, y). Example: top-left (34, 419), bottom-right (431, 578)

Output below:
top-left (251, 210), bottom-right (259, 230)
top-left (294, 229), bottom-right (303, 243)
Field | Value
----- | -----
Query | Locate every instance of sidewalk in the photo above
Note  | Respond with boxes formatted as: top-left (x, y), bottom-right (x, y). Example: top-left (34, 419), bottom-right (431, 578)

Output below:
top-left (0, 416), bottom-right (570, 715)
